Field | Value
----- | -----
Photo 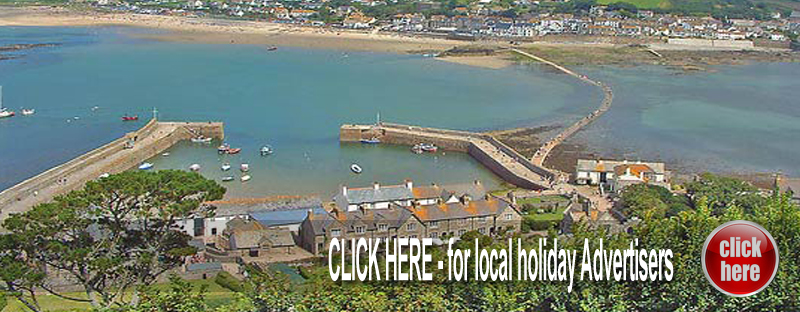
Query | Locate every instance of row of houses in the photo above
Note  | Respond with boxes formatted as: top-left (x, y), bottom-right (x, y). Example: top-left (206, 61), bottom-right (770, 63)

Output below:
top-left (181, 180), bottom-right (522, 261)
top-left (389, 13), bottom-right (795, 41)
top-left (184, 157), bottom-right (672, 264)
top-left (103, 1), bottom-right (799, 41)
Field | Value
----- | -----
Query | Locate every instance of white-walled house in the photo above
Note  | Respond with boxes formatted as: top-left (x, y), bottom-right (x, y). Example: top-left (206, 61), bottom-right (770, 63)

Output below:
top-left (575, 159), bottom-right (669, 191)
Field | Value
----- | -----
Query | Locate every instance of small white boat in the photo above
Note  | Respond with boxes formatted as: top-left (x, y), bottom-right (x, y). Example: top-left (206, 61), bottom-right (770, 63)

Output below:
top-left (0, 86), bottom-right (14, 118)
top-left (350, 163), bottom-right (362, 174)
top-left (98, 173), bottom-right (110, 179)
top-left (221, 176), bottom-right (234, 182)
top-left (162, 152), bottom-right (170, 157)
top-left (139, 163), bottom-right (154, 170)
top-left (241, 175), bottom-right (251, 182)
top-left (221, 163), bottom-right (231, 171)
top-left (189, 164), bottom-right (201, 171)
top-left (191, 136), bottom-right (212, 143)
top-left (21, 108), bottom-right (35, 116)
top-left (260, 145), bottom-right (273, 156)
top-left (91, 106), bottom-right (100, 111)
top-left (240, 163), bottom-right (250, 172)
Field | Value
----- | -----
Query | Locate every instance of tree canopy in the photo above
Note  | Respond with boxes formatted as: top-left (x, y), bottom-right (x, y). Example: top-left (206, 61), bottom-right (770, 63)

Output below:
top-left (0, 170), bottom-right (225, 311)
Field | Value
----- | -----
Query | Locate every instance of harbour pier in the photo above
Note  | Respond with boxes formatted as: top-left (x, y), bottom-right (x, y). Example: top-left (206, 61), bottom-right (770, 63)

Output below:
top-left (341, 122), bottom-right (557, 190)
top-left (0, 119), bottom-right (224, 221)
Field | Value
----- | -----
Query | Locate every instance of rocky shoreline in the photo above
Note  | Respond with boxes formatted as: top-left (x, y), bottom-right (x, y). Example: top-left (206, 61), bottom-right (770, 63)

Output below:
top-left (0, 43), bottom-right (60, 61)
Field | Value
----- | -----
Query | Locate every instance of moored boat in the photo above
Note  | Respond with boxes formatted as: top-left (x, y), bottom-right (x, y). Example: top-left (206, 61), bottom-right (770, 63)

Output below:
top-left (350, 163), bottom-right (362, 174)
top-left (122, 115), bottom-right (138, 121)
top-left (138, 162), bottom-right (154, 170)
top-left (240, 163), bottom-right (250, 172)
top-left (0, 86), bottom-right (14, 118)
top-left (241, 175), bottom-right (252, 182)
top-left (189, 164), bottom-right (201, 171)
top-left (226, 148), bottom-right (241, 154)
top-left (411, 143), bottom-right (424, 154)
top-left (360, 137), bottom-right (381, 144)
top-left (221, 163), bottom-right (231, 171)
top-left (191, 136), bottom-right (212, 143)
top-left (218, 143), bottom-right (230, 154)
top-left (421, 143), bottom-right (438, 153)
top-left (260, 145), bottom-right (273, 156)
top-left (221, 176), bottom-right (234, 182)
top-left (162, 152), bottom-right (170, 157)
top-left (21, 108), bottom-right (35, 116)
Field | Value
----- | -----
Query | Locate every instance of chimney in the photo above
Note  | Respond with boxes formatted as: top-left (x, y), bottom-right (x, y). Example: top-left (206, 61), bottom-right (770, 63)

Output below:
top-left (341, 185), bottom-right (348, 197)
top-left (373, 182), bottom-right (380, 191)
top-left (405, 179), bottom-right (413, 190)
top-left (506, 192), bottom-right (516, 205)
top-left (626, 167), bottom-right (632, 176)
top-left (307, 209), bottom-right (314, 220)
top-left (460, 194), bottom-right (471, 205)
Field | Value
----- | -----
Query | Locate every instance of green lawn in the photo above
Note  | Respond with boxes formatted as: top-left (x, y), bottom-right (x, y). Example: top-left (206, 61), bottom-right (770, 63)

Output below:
top-left (596, 0), bottom-right (672, 9)
top-left (2, 279), bottom-right (234, 312)
top-left (524, 207), bottom-right (566, 222)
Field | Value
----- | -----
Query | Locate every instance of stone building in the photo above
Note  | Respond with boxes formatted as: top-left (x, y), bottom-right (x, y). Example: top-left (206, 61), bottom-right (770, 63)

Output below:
top-left (216, 217), bottom-right (298, 259)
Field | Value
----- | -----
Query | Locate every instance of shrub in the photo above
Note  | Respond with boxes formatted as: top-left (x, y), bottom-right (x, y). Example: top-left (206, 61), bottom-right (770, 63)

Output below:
top-left (214, 271), bottom-right (244, 292)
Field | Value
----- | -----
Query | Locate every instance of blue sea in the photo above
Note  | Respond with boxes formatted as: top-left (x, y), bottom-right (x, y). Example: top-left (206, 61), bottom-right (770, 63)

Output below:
top-left (0, 26), bottom-right (597, 197)
top-left (1, 26), bottom-right (798, 199)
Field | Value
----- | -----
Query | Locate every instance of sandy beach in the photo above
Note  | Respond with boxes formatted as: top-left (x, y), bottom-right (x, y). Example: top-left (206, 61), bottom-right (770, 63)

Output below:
top-left (0, 6), bottom-right (474, 54)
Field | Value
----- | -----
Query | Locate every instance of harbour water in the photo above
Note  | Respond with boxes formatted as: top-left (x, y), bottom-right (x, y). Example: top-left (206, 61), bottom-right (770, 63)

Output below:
top-left (574, 64), bottom-right (800, 175)
top-left (2, 26), bottom-right (798, 199)
top-left (0, 26), bottom-right (597, 197)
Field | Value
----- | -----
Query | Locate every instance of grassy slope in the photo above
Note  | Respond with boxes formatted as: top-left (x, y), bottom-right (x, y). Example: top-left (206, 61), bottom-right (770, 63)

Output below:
top-left (2, 279), bottom-right (234, 312)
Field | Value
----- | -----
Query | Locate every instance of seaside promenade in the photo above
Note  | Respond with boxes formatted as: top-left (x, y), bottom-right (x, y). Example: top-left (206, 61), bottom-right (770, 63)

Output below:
top-left (0, 119), bottom-right (224, 223)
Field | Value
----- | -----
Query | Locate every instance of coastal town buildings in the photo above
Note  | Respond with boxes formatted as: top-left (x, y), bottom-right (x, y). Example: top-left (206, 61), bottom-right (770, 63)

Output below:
top-left (215, 217), bottom-right (299, 258)
top-left (96, 1), bottom-right (797, 46)
top-left (300, 180), bottom-right (520, 255)
top-left (574, 159), bottom-right (669, 192)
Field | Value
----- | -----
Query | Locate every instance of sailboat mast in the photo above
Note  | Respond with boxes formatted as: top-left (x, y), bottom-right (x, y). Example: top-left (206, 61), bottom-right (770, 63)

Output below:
top-left (0, 86), bottom-right (4, 110)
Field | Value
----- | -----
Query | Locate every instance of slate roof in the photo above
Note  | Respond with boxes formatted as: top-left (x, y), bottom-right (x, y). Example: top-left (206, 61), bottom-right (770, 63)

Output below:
top-left (409, 197), bottom-right (511, 222)
top-left (226, 218), bottom-right (295, 249)
top-left (186, 262), bottom-right (223, 272)
top-left (305, 207), bottom-right (415, 236)
top-left (336, 184), bottom-right (414, 205)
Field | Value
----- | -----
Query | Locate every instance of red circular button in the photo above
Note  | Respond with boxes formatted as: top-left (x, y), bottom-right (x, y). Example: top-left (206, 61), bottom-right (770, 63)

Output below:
top-left (702, 220), bottom-right (779, 297)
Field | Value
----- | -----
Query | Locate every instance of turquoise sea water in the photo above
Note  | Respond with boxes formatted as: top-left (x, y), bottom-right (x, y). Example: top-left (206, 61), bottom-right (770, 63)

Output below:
top-left (0, 26), bottom-right (597, 197)
top-left (1, 27), bottom-right (798, 199)
top-left (575, 64), bottom-right (800, 174)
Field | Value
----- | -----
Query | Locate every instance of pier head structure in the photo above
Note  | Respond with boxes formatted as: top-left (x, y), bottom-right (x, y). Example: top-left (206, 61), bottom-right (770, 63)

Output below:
top-left (341, 122), bottom-right (557, 190)
top-left (0, 118), bottom-right (224, 222)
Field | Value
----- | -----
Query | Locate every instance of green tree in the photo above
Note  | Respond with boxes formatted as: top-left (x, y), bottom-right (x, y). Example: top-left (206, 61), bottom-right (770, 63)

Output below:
top-left (0, 170), bottom-right (225, 310)
top-left (684, 173), bottom-right (765, 214)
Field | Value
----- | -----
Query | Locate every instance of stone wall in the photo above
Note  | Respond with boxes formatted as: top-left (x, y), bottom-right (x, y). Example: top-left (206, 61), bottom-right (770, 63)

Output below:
top-left (467, 143), bottom-right (547, 190)
top-left (339, 123), bottom-right (554, 190)
top-left (0, 120), bottom-right (224, 215)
